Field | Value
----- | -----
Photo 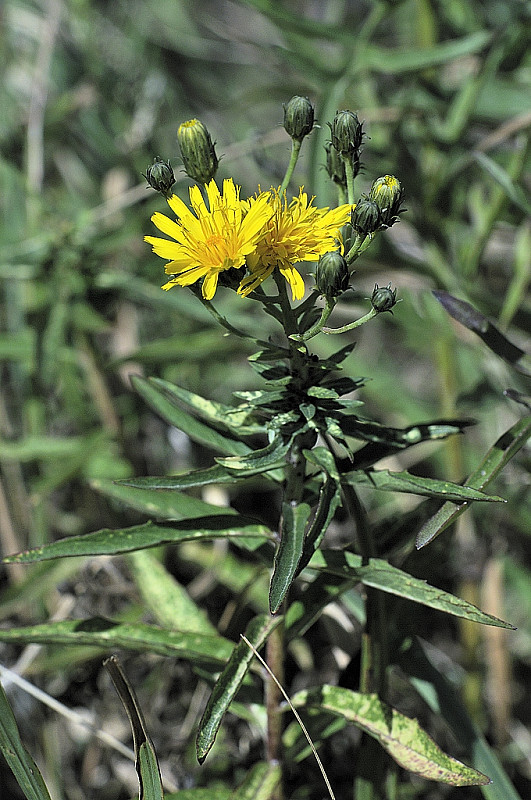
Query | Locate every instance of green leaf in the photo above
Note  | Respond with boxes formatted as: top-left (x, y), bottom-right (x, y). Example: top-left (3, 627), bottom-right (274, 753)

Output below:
top-left (138, 742), bottom-right (164, 800)
top-left (147, 377), bottom-right (265, 435)
top-left (309, 550), bottom-right (514, 628)
top-left (473, 151), bottom-right (531, 215)
top-left (229, 761), bottom-right (282, 800)
top-left (269, 502), bottom-right (312, 614)
top-left (196, 615), bottom-right (281, 763)
top-left (342, 468), bottom-right (505, 502)
top-left (0, 680), bottom-right (52, 800)
top-left (291, 685), bottom-right (490, 786)
top-left (104, 656), bottom-right (164, 800)
top-left (399, 638), bottom-right (523, 800)
top-left (116, 464), bottom-right (247, 490)
top-left (0, 619), bottom-right (234, 664)
top-left (91, 477), bottom-right (237, 519)
top-left (132, 375), bottom-right (252, 455)
top-left (217, 437), bottom-right (289, 476)
top-left (416, 415), bottom-right (531, 548)
top-left (297, 474), bottom-right (342, 574)
top-left (2, 517), bottom-right (271, 563)
top-left (341, 418), bottom-right (474, 469)
top-left (127, 550), bottom-right (218, 635)
top-left (432, 292), bottom-right (530, 374)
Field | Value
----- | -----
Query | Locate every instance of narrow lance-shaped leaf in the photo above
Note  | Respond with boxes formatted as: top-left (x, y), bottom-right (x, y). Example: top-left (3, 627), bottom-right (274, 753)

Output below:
top-left (147, 377), bottom-right (266, 436)
top-left (433, 291), bottom-right (530, 374)
top-left (105, 656), bottom-right (163, 800)
top-left (0, 619), bottom-right (235, 664)
top-left (342, 468), bottom-right (505, 503)
top-left (416, 414), bottom-right (531, 548)
top-left (131, 375), bottom-right (252, 455)
top-left (91, 477), bottom-right (238, 520)
top-left (116, 463), bottom-right (247, 490)
top-left (3, 517), bottom-right (272, 564)
top-left (340, 418), bottom-right (475, 470)
top-left (269, 501), bottom-right (312, 614)
top-left (291, 685), bottom-right (490, 786)
top-left (217, 437), bottom-right (290, 476)
top-left (0, 680), bottom-right (52, 800)
top-left (196, 614), bottom-right (282, 763)
top-left (310, 550), bottom-right (514, 629)
top-left (297, 476), bottom-right (342, 576)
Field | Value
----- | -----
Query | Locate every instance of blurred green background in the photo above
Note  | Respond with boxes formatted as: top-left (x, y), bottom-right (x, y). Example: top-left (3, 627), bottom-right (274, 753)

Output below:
top-left (0, 0), bottom-right (530, 798)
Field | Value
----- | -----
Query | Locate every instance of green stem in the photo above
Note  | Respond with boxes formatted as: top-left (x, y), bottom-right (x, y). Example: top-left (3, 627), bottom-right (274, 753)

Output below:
top-left (342, 482), bottom-right (387, 696)
top-left (322, 307), bottom-right (378, 335)
top-left (290, 297), bottom-right (336, 342)
top-left (341, 152), bottom-right (356, 206)
top-left (280, 139), bottom-right (302, 194)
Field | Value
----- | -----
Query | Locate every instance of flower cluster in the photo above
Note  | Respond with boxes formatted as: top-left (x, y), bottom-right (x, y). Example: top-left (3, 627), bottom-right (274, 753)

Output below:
top-left (145, 179), bottom-right (351, 301)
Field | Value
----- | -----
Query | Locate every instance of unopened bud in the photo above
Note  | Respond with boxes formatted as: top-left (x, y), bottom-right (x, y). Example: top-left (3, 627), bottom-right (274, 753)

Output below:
top-left (144, 158), bottom-right (176, 198)
top-left (283, 96), bottom-right (315, 142)
top-left (371, 282), bottom-right (397, 313)
top-left (177, 119), bottom-right (219, 184)
top-left (368, 175), bottom-right (404, 227)
top-left (328, 110), bottom-right (364, 157)
top-left (315, 251), bottom-right (350, 298)
top-left (351, 199), bottom-right (381, 237)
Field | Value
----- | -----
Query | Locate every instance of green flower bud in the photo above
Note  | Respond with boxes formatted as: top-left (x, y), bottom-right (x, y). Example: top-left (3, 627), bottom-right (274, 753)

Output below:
top-left (283, 96), bottom-right (315, 142)
top-left (371, 282), bottom-right (397, 313)
top-left (368, 175), bottom-right (404, 227)
top-left (177, 118), bottom-right (219, 184)
top-left (315, 251), bottom-right (350, 298)
top-left (328, 110), bottom-right (364, 156)
top-left (325, 143), bottom-right (361, 189)
top-left (143, 158), bottom-right (176, 198)
top-left (351, 199), bottom-right (381, 237)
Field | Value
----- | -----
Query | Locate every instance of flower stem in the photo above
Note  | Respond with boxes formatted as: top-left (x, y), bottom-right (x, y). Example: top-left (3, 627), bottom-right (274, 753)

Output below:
top-left (290, 297), bottom-right (336, 342)
top-left (280, 139), bottom-right (302, 194)
top-left (322, 306), bottom-right (378, 335)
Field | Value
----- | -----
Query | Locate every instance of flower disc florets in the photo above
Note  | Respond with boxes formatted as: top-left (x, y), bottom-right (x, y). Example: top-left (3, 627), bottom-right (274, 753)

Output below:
top-left (237, 188), bottom-right (352, 300)
top-left (145, 178), bottom-right (273, 300)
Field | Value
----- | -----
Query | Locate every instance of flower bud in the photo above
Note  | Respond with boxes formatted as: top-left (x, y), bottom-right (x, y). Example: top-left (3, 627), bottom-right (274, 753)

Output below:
top-left (144, 158), bottom-right (176, 198)
top-left (328, 110), bottom-right (364, 156)
top-left (371, 282), bottom-right (397, 313)
top-left (283, 96), bottom-right (315, 142)
top-left (315, 251), bottom-right (350, 298)
top-left (350, 199), bottom-right (381, 237)
top-left (177, 118), bottom-right (219, 184)
top-left (368, 175), bottom-right (404, 227)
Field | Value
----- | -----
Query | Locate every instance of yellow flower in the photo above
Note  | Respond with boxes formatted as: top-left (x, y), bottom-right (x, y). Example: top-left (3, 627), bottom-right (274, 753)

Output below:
top-left (237, 188), bottom-right (352, 300)
top-left (145, 179), bottom-right (272, 300)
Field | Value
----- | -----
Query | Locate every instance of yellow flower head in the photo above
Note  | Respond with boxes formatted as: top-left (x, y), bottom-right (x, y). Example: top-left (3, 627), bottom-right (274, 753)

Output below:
top-left (237, 188), bottom-right (352, 300)
top-left (145, 179), bottom-right (272, 300)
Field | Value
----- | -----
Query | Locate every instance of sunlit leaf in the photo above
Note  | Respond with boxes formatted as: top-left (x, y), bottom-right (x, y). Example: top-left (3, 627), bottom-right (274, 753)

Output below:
top-left (291, 685), bottom-right (490, 786)
top-left (0, 619), bottom-right (234, 664)
top-left (310, 550), bottom-right (514, 628)
top-left (2, 517), bottom-right (271, 564)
